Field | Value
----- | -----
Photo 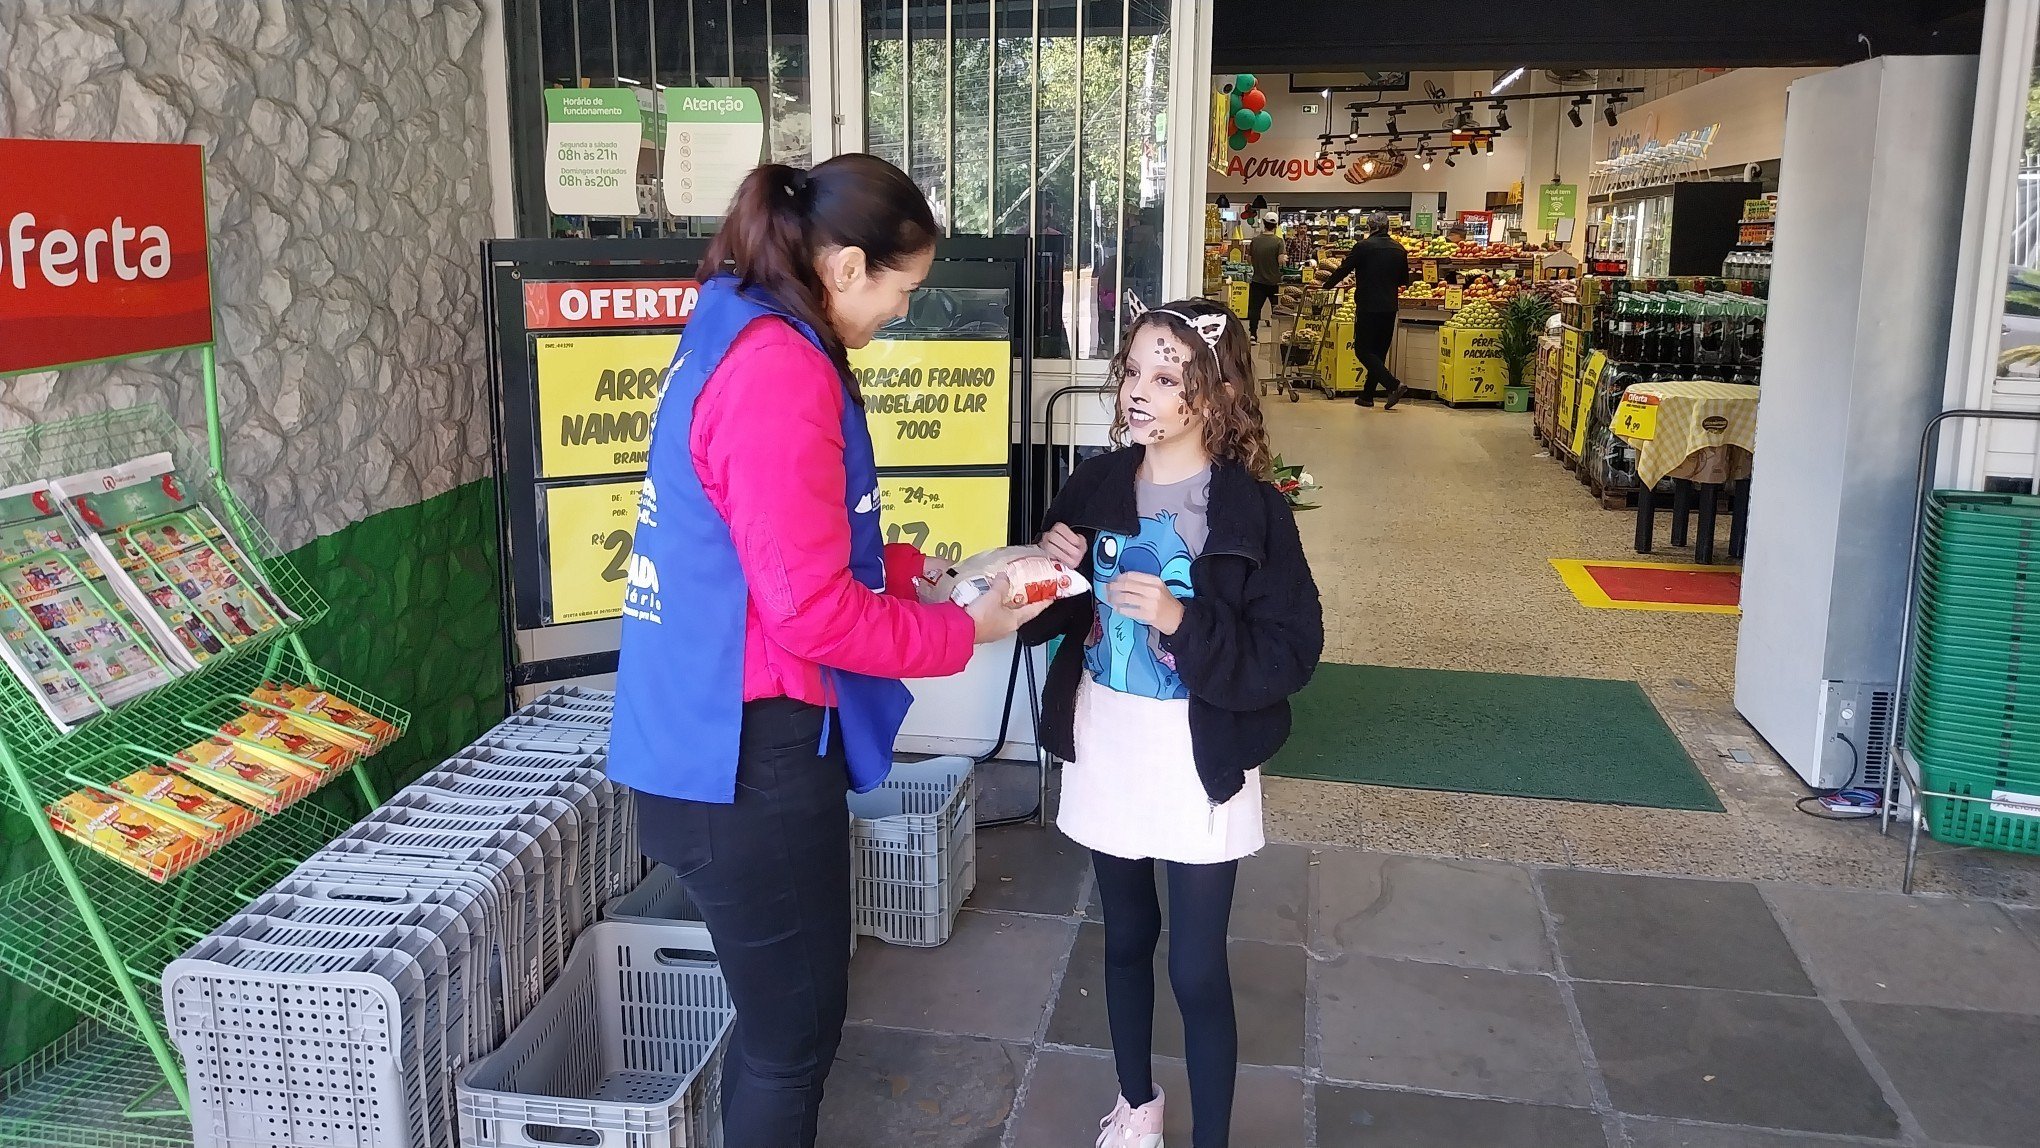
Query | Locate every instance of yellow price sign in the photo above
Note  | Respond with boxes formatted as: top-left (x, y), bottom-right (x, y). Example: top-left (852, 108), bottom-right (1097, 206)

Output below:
top-left (1444, 285), bottom-right (1465, 310)
top-left (1570, 350), bottom-right (1608, 458)
top-left (534, 333), bottom-right (681, 478)
top-left (852, 339), bottom-right (1011, 469)
top-left (1422, 260), bottom-right (1440, 283)
top-left (880, 475), bottom-right (1010, 565)
top-left (1613, 395), bottom-right (1660, 442)
top-left (540, 478), bottom-right (643, 624)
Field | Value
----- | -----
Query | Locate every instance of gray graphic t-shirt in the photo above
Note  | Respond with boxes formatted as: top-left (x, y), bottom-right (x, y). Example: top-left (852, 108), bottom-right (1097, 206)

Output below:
top-left (1084, 468), bottom-right (1210, 700)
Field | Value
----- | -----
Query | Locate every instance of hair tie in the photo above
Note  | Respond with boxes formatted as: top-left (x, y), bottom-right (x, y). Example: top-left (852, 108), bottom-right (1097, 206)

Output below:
top-left (785, 168), bottom-right (812, 199)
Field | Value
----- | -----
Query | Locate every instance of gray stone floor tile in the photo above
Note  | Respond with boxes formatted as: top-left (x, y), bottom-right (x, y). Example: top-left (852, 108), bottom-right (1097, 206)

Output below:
top-left (1078, 843), bottom-right (1312, 944)
top-left (1046, 924), bottom-right (1307, 1067)
top-left (1622, 1117), bottom-right (1902, 1146)
top-left (2007, 904), bottom-right (2040, 947)
top-left (1542, 870), bottom-right (1815, 994)
top-left (816, 1026), bottom-right (1026, 1148)
top-left (1763, 885), bottom-right (2040, 1014)
top-left (1313, 851), bottom-right (1553, 971)
top-left (1313, 1086), bottom-right (1612, 1148)
top-left (968, 824), bottom-right (1090, 917)
top-left (1316, 954), bottom-right (1591, 1105)
top-left (1846, 1001), bottom-right (2040, 1148)
top-left (846, 909), bottom-right (1074, 1041)
top-left (1008, 1048), bottom-right (1306, 1148)
top-left (1574, 982), bottom-right (1898, 1139)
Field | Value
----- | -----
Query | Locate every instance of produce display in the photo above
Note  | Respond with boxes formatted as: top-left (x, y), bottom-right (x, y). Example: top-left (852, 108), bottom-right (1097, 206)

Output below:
top-left (1396, 236), bottom-right (1527, 261)
top-left (1445, 300), bottom-right (1504, 330)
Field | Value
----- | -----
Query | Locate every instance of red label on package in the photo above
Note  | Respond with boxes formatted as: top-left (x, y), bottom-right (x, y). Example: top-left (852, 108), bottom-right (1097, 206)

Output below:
top-left (522, 279), bottom-right (701, 330)
top-left (0, 139), bottom-right (213, 374)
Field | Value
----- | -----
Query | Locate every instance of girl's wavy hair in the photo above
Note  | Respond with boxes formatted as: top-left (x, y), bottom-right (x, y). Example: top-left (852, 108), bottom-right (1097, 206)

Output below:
top-left (1106, 299), bottom-right (1274, 480)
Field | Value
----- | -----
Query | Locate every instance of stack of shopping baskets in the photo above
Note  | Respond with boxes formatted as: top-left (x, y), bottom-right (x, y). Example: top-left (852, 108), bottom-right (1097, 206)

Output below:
top-left (163, 687), bottom-right (684, 1148)
top-left (1906, 491), bottom-right (2040, 854)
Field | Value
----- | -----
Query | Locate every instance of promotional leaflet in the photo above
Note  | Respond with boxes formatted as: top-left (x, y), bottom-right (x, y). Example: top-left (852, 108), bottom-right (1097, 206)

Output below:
top-left (52, 453), bottom-right (294, 671)
top-left (251, 682), bottom-right (399, 752)
top-left (169, 736), bottom-right (316, 814)
top-left (0, 480), bottom-right (180, 729)
top-left (46, 786), bottom-right (205, 883)
top-left (106, 763), bottom-right (259, 844)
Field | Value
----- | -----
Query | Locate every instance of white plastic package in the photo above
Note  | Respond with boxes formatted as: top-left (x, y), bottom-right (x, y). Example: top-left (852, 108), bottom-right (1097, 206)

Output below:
top-left (920, 545), bottom-right (1091, 608)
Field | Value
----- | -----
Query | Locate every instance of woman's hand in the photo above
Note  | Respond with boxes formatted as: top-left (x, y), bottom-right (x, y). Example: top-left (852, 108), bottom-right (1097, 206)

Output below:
top-left (965, 573), bottom-right (1052, 644)
top-left (921, 553), bottom-right (951, 584)
top-left (1109, 573), bottom-right (1185, 636)
top-left (1039, 523), bottom-right (1087, 568)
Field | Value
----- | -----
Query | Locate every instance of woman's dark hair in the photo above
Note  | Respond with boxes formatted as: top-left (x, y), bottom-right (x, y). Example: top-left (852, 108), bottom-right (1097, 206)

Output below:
top-left (703, 154), bottom-right (938, 396)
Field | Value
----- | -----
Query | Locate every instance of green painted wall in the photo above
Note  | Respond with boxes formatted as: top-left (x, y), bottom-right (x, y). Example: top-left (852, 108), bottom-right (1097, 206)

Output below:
top-left (0, 478), bottom-right (506, 1070)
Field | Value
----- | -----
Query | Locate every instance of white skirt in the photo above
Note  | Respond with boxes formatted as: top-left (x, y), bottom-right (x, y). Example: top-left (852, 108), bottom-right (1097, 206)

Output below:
top-left (1057, 677), bottom-right (1264, 865)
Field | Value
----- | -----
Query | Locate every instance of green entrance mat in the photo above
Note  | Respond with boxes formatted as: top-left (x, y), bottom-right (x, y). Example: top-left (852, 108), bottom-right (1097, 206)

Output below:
top-left (1268, 664), bottom-right (1725, 811)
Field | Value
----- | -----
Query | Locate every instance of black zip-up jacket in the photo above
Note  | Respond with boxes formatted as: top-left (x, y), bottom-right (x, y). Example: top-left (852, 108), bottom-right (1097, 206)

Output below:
top-left (1021, 447), bottom-right (1324, 805)
top-left (1321, 233), bottom-right (1411, 313)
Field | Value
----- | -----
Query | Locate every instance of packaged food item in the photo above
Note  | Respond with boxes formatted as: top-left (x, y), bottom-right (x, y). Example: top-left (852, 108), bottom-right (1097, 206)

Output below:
top-left (168, 737), bottom-right (318, 813)
top-left (107, 763), bottom-right (259, 844)
top-left (921, 545), bottom-right (1092, 608)
top-left (47, 787), bottom-right (204, 882)
top-left (214, 712), bottom-right (355, 777)
top-left (250, 682), bottom-right (399, 751)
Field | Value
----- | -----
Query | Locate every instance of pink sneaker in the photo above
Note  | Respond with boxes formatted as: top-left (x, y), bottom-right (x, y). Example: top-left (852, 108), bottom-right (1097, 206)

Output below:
top-left (1095, 1085), bottom-right (1165, 1148)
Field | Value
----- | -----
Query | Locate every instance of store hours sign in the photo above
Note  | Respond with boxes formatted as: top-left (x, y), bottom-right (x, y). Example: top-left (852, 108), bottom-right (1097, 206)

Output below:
top-left (0, 138), bottom-right (213, 375)
top-left (543, 89), bottom-right (642, 217)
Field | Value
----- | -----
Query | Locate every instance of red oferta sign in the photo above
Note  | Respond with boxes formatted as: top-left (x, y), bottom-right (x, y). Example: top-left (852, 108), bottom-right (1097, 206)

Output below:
top-left (0, 138), bottom-right (213, 375)
top-left (522, 279), bottom-right (701, 330)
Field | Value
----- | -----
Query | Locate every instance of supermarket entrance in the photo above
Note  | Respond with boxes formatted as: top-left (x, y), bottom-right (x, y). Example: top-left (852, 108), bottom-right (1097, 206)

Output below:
top-left (1193, 50), bottom-right (1979, 849)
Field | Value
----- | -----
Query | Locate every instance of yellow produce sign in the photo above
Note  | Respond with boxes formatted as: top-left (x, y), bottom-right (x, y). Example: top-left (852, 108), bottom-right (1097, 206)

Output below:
top-left (541, 478), bottom-right (643, 623)
top-left (534, 333), bottom-right (681, 478)
top-left (880, 476), bottom-right (1010, 566)
top-left (1570, 351), bottom-right (1607, 458)
top-left (1613, 392), bottom-right (1660, 442)
top-left (851, 339), bottom-right (1011, 469)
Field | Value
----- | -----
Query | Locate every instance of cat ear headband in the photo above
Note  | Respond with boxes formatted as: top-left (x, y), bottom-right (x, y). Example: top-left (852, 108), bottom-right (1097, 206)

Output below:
top-left (1143, 306), bottom-right (1229, 360)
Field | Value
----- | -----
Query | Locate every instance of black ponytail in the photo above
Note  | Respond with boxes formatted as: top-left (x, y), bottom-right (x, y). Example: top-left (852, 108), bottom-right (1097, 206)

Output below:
top-left (703, 155), bottom-right (938, 401)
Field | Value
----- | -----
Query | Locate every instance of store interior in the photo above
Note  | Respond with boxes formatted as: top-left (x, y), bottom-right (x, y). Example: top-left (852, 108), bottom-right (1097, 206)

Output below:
top-left (1192, 61), bottom-right (2039, 892)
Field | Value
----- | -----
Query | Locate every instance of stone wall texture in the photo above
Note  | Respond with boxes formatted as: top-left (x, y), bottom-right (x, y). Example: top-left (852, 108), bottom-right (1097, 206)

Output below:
top-left (0, 0), bottom-right (496, 547)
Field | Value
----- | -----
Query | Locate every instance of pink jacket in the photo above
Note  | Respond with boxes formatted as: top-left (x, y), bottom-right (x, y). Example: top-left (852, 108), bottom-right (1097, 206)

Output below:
top-left (688, 318), bottom-right (975, 704)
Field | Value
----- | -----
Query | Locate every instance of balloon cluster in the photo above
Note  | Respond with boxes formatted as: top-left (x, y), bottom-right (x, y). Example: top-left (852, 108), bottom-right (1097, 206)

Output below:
top-left (1225, 73), bottom-right (1272, 151)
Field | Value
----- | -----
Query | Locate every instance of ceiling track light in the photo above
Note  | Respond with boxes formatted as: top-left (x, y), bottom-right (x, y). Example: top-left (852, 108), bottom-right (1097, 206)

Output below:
top-left (1604, 101), bottom-right (1620, 127)
top-left (1491, 102), bottom-right (1511, 132)
top-left (1568, 104), bottom-right (1584, 128)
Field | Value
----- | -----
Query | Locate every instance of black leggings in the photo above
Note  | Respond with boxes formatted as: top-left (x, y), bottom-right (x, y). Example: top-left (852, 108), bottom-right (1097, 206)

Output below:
top-left (1092, 850), bottom-right (1239, 1148)
top-left (635, 699), bottom-right (852, 1148)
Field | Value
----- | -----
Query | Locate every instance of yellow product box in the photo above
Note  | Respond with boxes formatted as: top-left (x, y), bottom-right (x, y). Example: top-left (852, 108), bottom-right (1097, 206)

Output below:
top-left (170, 738), bottom-right (318, 813)
top-left (251, 683), bottom-right (399, 752)
top-left (1436, 327), bottom-right (1506, 405)
top-left (108, 763), bottom-right (259, 843)
top-left (47, 788), bottom-right (204, 883)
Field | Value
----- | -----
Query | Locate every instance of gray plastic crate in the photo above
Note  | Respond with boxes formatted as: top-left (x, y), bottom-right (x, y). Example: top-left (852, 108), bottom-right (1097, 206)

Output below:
top-left (604, 863), bottom-right (702, 928)
top-left (846, 757), bottom-right (977, 947)
top-left (167, 936), bottom-right (441, 1148)
top-left (457, 921), bottom-right (733, 1148)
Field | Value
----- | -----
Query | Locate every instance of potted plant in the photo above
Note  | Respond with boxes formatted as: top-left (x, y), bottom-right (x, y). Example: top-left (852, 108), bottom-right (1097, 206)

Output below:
top-left (1498, 293), bottom-right (1555, 414)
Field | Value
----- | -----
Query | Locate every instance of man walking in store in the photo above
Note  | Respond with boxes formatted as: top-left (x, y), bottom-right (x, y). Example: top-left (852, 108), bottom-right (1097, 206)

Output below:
top-left (1322, 212), bottom-right (1410, 408)
top-left (1246, 214), bottom-right (1284, 344)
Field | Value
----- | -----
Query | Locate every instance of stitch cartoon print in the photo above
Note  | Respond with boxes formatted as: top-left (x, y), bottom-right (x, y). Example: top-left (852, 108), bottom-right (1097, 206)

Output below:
top-left (1085, 510), bottom-right (1197, 699)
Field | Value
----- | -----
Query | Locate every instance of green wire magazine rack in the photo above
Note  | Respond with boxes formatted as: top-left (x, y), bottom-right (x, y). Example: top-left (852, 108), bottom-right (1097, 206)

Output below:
top-left (0, 352), bottom-right (407, 1147)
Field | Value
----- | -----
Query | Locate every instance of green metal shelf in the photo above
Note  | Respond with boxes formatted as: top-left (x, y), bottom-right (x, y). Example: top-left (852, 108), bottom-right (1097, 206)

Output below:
top-left (0, 799), bottom-right (361, 1035)
top-left (0, 1023), bottom-right (190, 1148)
top-left (0, 395), bottom-right (404, 1145)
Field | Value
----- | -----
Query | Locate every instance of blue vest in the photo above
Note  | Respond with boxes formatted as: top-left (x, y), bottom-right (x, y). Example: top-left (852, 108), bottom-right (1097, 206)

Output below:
top-left (608, 276), bottom-right (912, 802)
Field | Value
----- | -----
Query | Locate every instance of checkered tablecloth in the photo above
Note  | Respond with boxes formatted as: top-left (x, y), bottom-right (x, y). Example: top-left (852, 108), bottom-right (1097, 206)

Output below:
top-left (1616, 380), bottom-right (1761, 487)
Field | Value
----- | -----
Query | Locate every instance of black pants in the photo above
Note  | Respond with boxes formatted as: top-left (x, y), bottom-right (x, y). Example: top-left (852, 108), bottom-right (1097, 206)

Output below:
top-left (1246, 281), bottom-right (1278, 335)
top-left (635, 699), bottom-right (851, 1148)
top-left (1093, 850), bottom-right (1240, 1148)
top-left (1353, 310), bottom-right (1401, 401)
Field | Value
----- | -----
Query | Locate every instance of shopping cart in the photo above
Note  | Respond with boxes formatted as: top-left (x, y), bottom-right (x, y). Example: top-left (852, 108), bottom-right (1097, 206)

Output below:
top-left (1278, 287), bottom-right (1350, 401)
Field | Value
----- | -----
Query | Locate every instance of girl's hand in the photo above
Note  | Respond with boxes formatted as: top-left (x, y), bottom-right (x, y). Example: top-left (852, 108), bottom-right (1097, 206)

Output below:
top-left (1109, 573), bottom-right (1185, 635)
top-left (965, 573), bottom-right (1052, 644)
top-left (1039, 523), bottom-right (1087, 568)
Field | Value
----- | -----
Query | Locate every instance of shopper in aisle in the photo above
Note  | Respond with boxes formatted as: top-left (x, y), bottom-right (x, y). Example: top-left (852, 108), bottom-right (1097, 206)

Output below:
top-left (1024, 298), bottom-right (1324, 1148)
top-left (608, 155), bottom-right (1048, 1148)
top-left (1320, 213), bottom-right (1411, 409)
top-left (1245, 214), bottom-right (1284, 343)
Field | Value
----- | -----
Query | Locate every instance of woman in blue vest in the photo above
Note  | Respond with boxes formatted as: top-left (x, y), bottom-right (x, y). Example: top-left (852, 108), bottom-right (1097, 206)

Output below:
top-left (609, 154), bottom-right (1046, 1148)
